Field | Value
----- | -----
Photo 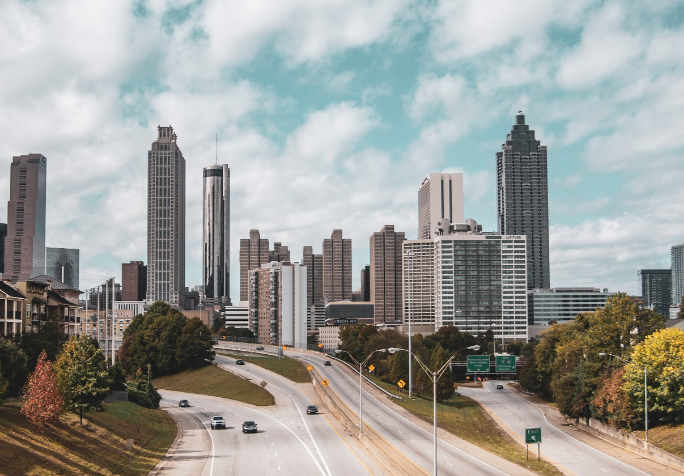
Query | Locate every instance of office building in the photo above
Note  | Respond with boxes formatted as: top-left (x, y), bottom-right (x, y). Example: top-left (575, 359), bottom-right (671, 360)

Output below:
top-left (672, 244), bottom-right (684, 307)
top-left (4, 154), bottom-right (47, 281)
top-left (496, 111), bottom-right (550, 290)
top-left (0, 223), bottom-right (6, 276)
top-left (638, 269), bottom-right (672, 317)
top-left (88, 280), bottom-right (122, 311)
top-left (303, 246), bottom-right (325, 330)
top-left (528, 288), bottom-right (615, 325)
top-left (370, 225), bottom-right (405, 323)
top-left (323, 229), bottom-right (352, 302)
top-left (45, 247), bottom-right (79, 289)
top-left (248, 262), bottom-right (307, 350)
top-left (146, 126), bottom-right (186, 307)
top-left (269, 243), bottom-right (290, 262)
top-left (401, 239), bottom-right (436, 326)
top-left (361, 265), bottom-right (370, 301)
top-left (239, 230), bottom-right (269, 301)
top-left (114, 301), bottom-right (145, 317)
top-left (203, 164), bottom-right (231, 305)
top-left (324, 302), bottom-right (374, 321)
top-left (221, 302), bottom-right (249, 328)
top-left (122, 261), bottom-right (147, 301)
top-left (418, 173), bottom-right (464, 240)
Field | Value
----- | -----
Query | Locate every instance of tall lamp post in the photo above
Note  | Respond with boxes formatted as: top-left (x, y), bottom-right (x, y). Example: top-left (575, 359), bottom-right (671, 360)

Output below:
top-left (599, 352), bottom-right (649, 443)
top-left (389, 344), bottom-right (480, 476)
top-left (404, 249), bottom-right (415, 398)
top-left (335, 349), bottom-right (387, 432)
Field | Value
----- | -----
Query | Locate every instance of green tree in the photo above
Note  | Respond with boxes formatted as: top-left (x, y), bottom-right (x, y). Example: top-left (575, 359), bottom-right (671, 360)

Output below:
top-left (109, 360), bottom-right (127, 392)
top-left (55, 335), bottom-right (112, 425)
top-left (429, 344), bottom-right (454, 403)
top-left (0, 361), bottom-right (8, 404)
top-left (127, 364), bottom-right (162, 409)
top-left (12, 321), bottom-right (68, 370)
top-left (0, 337), bottom-right (29, 397)
top-left (389, 351), bottom-right (409, 388)
top-left (338, 324), bottom-right (378, 364)
top-left (176, 317), bottom-right (215, 369)
top-left (217, 325), bottom-right (255, 339)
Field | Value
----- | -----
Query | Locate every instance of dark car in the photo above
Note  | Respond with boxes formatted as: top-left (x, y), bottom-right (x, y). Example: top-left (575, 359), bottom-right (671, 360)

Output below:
top-left (178, 399), bottom-right (190, 407)
top-left (496, 384), bottom-right (504, 390)
top-left (256, 346), bottom-right (265, 351)
top-left (242, 421), bottom-right (258, 433)
top-left (236, 359), bottom-right (245, 365)
top-left (323, 361), bottom-right (332, 366)
top-left (306, 405), bottom-right (318, 414)
top-left (210, 416), bottom-right (226, 430)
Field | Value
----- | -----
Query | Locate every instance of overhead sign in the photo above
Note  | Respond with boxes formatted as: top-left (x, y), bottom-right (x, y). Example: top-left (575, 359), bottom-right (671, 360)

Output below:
top-left (368, 364), bottom-right (375, 372)
top-left (397, 380), bottom-right (406, 388)
top-left (467, 355), bottom-right (490, 373)
top-left (496, 355), bottom-right (516, 372)
top-left (525, 428), bottom-right (542, 444)
top-left (321, 379), bottom-right (329, 387)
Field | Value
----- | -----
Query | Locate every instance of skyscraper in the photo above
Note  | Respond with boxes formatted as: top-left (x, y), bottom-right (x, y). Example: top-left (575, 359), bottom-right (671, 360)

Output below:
top-left (638, 269), bottom-right (671, 316)
top-left (361, 265), bottom-right (370, 302)
top-left (370, 225), bottom-right (405, 323)
top-left (672, 244), bottom-right (684, 307)
top-left (0, 223), bottom-right (6, 276)
top-left (239, 229), bottom-right (269, 301)
top-left (323, 229), bottom-right (352, 302)
top-left (418, 173), bottom-right (464, 240)
top-left (4, 154), bottom-right (46, 281)
top-left (269, 243), bottom-right (290, 262)
top-left (203, 164), bottom-right (230, 305)
top-left (45, 247), bottom-right (79, 289)
top-left (303, 245), bottom-right (325, 330)
top-left (496, 111), bottom-right (550, 290)
top-left (122, 261), bottom-right (147, 301)
top-left (146, 126), bottom-right (186, 307)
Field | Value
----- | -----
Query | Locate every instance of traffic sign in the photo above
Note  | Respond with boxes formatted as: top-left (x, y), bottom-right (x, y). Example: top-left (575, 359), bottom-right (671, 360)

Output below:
top-left (467, 355), bottom-right (490, 372)
top-left (397, 380), bottom-right (406, 388)
top-left (321, 379), bottom-right (329, 387)
top-left (368, 364), bottom-right (375, 372)
top-left (282, 346), bottom-right (287, 351)
top-left (318, 343), bottom-right (323, 348)
top-left (306, 365), bottom-right (313, 371)
top-left (525, 428), bottom-right (541, 444)
top-left (496, 355), bottom-right (516, 372)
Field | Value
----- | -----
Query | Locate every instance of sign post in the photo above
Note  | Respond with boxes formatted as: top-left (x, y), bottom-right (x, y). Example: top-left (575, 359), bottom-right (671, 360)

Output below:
top-left (467, 355), bottom-right (490, 373)
top-left (525, 428), bottom-right (542, 461)
top-left (495, 355), bottom-right (516, 372)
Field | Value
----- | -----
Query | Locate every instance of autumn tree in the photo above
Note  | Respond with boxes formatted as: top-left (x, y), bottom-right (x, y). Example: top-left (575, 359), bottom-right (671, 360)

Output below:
top-left (21, 351), bottom-right (64, 433)
top-left (592, 367), bottom-right (635, 428)
top-left (55, 335), bottom-right (112, 425)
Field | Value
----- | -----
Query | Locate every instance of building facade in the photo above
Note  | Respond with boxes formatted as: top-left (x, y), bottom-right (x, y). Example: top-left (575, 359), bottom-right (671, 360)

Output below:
top-left (323, 229), bottom-right (352, 302)
top-left (45, 247), bottom-right (79, 289)
top-left (303, 245), bottom-right (325, 330)
top-left (239, 229), bottom-right (269, 301)
top-left (4, 154), bottom-right (47, 281)
top-left (361, 265), bottom-right (370, 301)
top-left (497, 112), bottom-right (550, 290)
top-left (122, 261), bottom-right (147, 301)
top-left (370, 225), bottom-right (405, 323)
top-left (638, 269), bottom-right (672, 317)
top-left (0, 280), bottom-right (27, 335)
top-left (402, 239), bottom-right (436, 326)
top-left (221, 302), bottom-right (249, 328)
top-left (672, 244), bottom-right (684, 307)
top-left (203, 164), bottom-right (230, 305)
top-left (528, 288), bottom-right (615, 325)
top-left (418, 173), bottom-right (464, 240)
top-left (0, 223), bottom-right (6, 276)
top-left (146, 126), bottom-right (186, 307)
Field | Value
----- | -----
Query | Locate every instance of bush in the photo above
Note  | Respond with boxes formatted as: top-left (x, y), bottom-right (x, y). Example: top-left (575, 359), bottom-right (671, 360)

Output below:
top-left (127, 366), bottom-right (162, 409)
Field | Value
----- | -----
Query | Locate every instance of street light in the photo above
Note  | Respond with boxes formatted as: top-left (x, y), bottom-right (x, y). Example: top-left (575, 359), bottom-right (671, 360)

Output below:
top-left (404, 249), bottom-right (415, 398)
top-left (389, 344), bottom-right (480, 476)
top-left (335, 348), bottom-right (387, 433)
top-left (599, 352), bottom-right (649, 443)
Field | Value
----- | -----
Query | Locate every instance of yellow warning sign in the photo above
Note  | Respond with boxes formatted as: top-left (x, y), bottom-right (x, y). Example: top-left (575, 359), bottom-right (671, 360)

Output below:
top-left (306, 365), bottom-right (313, 371)
top-left (397, 380), bottom-right (406, 388)
top-left (318, 343), bottom-right (323, 348)
top-left (321, 379), bottom-right (329, 387)
top-left (368, 364), bottom-right (375, 372)
top-left (283, 346), bottom-right (287, 351)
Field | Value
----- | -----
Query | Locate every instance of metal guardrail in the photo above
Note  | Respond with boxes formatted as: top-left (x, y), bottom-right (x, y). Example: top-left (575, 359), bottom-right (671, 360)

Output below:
top-left (327, 354), bottom-right (403, 401)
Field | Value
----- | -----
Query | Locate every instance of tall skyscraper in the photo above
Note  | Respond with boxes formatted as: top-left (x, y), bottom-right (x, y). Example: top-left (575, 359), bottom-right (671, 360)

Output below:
top-left (361, 265), bottom-right (370, 302)
top-left (303, 245), bottom-right (325, 330)
top-left (418, 173), bottom-right (464, 240)
top-left (4, 154), bottom-right (46, 281)
top-left (497, 111), bottom-right (550, 290)
top-left (638, 269), bottom-right (671, 317)
top-left (672, 244), bottom-right (684, 307)
top-left (323, 229), bottom-right (352, 302)
top-left (269, 243), bottom-right (290, 262)
top-left (239, 229), bottom-right (269, 301)
top-left (370, 225), bottom-right (405, 323)
top-left (146, 126), bottom-right (186, 307)
top-left (122, 261), bottom-right (147, 301)
top-left (203, 164), bottom-right (230, 304)
top-left (0, 223), bottom-right (6, 276)
top-left (45, 247), bottom-right (79, 289)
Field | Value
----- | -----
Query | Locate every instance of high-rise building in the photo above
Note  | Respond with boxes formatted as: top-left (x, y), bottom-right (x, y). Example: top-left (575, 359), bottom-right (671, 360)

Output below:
top-left (203, 164), bottom-right (230, 305)
top-left (146, 126), bottom-right (186, 307)
top-left (323, 229), bottom-right (352, 302)
top-left (122, 261), bottom-right (147, 301)
top-left (401, 239), bottom-right (435, 326)
top-left (303, 246), bottom-right (325, 329)
top-left (672, 244), bottom-right (684, 307)
top-left (4, 154), bottom-right (47, 281)
top-left (0, 223), bottom-right (6, 275)
top-left (361, 265), bottom-right (370, 302)
top-left (638, 269), bottom-right (671, 317)
top-left (418, 173), bottom-right (464, 240)
top-left (269, 243), bottom-right (290, 262)
top-left (528, 288), bottom-right (615, 325)
top-left (497, 112), bottom-right (549, 290)
top-left (45, 247), bottom-right (79, 289)
top-left (370, 225), bottom-right (405, 323)
top-left (240, 230), bottom-right (269, 301)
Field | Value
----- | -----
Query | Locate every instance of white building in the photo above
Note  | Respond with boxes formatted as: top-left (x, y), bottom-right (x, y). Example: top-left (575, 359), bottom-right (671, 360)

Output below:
top-left (114, 301), bottom-right (145, 317)
top-left (319, 325), bottom-right (341, 352)
top-left (222, 301), bottom-right (249, 328)
top-left (418, 173), bottom-right (464, 240)
top-left (527, 288), bottom-right (616, 325)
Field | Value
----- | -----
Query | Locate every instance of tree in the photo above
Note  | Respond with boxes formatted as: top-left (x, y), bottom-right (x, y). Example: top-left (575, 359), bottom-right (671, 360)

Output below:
top-left (338, 324), bottom-right (378, 364)
top-left (109, 360), bottom-right (127, 392)
top-left (217, 325), bottom-right (255, 339)
top-left (429, 344), bottom-right (454, 403)
top-left (0, 361), bottom-right (8, 404)
top-left (389, 351), bottom-right (409, 387)
top-left (0, 337), bottom-right (29, 397)
top-left (592, 367), bottom-right (635, 428)
top-left (678, 295), bottom-right (684, 319)
top-left (127, 364), bottom-right (162, 409)
top-left (176, 317), bottom-right (215, 369)
top-left (55, 335), bottom-right (112, 425)
top-left (11, 321), bottom-right (68, 370)
top-left (21, 351), bottom-right (64, 433)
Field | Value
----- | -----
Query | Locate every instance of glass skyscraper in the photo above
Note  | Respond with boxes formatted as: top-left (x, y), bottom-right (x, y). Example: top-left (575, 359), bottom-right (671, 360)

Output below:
top-left (202, 164), bottom-right (230, 304)
top-left (45, 247), bottom-right (79, 289)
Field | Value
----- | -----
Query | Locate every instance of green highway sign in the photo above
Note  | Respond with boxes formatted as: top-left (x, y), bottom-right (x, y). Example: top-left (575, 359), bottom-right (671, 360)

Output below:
top-left (467, 355), bottom-right (490, 373)
top-left (525, 428), bottom-right (542, 444)
top-left (496, 355), bottom-right (516, 372)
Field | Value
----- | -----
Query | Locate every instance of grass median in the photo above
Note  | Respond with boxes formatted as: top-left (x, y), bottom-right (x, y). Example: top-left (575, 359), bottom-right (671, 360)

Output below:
top-left (153, 363), bottom-right (275, 406)
top-left (220, 352), bottom-right (311, 383)
top-left (0, 400), bottom-right (175, 475)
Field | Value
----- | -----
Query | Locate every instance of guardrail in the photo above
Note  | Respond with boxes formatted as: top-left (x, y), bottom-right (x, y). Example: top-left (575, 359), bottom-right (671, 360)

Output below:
top-left (327, 354), bottom-right (403, 401)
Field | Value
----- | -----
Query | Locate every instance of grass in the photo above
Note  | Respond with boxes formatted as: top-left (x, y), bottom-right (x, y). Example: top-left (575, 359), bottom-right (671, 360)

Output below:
top-left (153, 363), bottom-right (275, 406)
top-left (634, 422), bottom-right (684, 458)
top-left (0, 401), bottom-right (175, 475)
top-left (222, 352), bottom-right (312, 383)
top-left (367, 374), bottom-right (562, 476)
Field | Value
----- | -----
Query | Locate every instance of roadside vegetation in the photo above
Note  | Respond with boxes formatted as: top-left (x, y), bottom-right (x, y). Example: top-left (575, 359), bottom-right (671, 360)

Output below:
top-left (222, 352), bottom-right (311, 383)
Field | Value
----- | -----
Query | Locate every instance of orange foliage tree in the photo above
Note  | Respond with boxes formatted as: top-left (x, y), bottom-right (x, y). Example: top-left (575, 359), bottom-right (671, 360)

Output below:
top-left (21, 351), bottom-right (64, 433)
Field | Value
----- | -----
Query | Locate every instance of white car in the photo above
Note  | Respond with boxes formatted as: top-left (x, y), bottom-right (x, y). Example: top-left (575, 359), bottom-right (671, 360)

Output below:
top-left (211, 416), bottom-right (226, 429)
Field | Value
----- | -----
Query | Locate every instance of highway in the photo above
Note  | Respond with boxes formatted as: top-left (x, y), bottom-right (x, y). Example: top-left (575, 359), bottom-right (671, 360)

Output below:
top-left (459, 380), bottom-right (653, 476)
top-left (289, 350), bottom-right (536, 476)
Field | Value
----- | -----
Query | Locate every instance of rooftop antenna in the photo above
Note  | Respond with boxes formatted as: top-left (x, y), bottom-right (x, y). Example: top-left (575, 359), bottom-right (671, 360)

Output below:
top-left (215, 133), bottom-right (217, 165)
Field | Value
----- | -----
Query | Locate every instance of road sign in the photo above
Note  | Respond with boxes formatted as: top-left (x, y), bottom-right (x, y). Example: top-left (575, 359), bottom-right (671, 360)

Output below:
top-left (282, 346), bottom-right (287, 351)
top-left (306, 365), bottom-right (313, 371)
top-left (467, 355), bottom-right (490, 372)
top-left (321, 379), bottom-right (329, 387)
top-left (466, 376), bottom-right (470, 380)
top-left (318, 343), bottom-right (323, 348)
top-left (496, 355), bottom-right (516, 372)
top-left (525, 428), bottom-right (542, 444)
top-left (368, 364), bottom-right (375, 372)
top-left (397, 380), bottom-right (406, 388)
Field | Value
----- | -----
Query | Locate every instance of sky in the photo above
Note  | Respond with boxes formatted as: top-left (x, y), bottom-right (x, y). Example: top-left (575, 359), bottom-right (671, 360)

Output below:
top-left (1, 0), bottom-right (683, 299)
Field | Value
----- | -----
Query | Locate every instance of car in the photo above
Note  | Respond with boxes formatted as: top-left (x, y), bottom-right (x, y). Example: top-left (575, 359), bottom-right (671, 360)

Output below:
top-left (242, 421), bottom-right (258, 433)
top-left (210, 416), bottom-right (226, 430)
top-left (236, 359), bottom-right (245, 365)
top-left (496, 384), bottom-right (504, 390)
top-left (178, 399), bottom-right (190, 407)
top-left (323, 361), bottom-right (332, 366)
top-left (306, 405), bottom-right (318, 414)
top-left (256, 346), bottom-right (265, 351)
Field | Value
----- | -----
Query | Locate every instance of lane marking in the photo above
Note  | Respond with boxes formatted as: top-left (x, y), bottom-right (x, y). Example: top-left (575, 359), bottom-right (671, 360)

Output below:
top-left (169, 403), bottom-right (216, 476)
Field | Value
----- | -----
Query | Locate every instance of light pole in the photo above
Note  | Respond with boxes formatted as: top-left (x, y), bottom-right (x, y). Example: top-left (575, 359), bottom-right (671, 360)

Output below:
top-left (599, 352), bottom-right (648, 443)
top-left (404, 249), bottom-right (415, 398)
top-left (389, 344), bottom-right (480, 476)
top-left (335, 349), bottom-right (387, 433)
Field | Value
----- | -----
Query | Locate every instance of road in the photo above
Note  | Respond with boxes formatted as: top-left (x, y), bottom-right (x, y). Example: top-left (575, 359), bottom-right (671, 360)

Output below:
top-left (459, 380), bottom-right (654, 476)
top-left (288, 350), bottom-right (536, 476)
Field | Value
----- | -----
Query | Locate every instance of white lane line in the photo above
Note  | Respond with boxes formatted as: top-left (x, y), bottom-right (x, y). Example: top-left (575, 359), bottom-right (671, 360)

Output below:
top-left (175, 405), bottom-right (216, 476)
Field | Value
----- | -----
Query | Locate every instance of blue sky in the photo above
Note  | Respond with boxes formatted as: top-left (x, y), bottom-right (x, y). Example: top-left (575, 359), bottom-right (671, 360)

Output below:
top-left (1, 0), bottom-right (683, 298)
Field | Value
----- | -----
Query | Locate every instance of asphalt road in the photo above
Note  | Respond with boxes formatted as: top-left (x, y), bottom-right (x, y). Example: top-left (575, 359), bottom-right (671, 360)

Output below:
top-left (459, 380), bottom-right (652, 476)
top-left (290, 351), bottom-right (535, 476)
